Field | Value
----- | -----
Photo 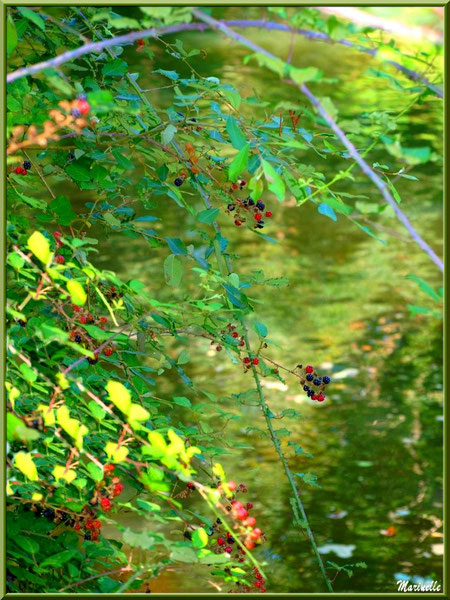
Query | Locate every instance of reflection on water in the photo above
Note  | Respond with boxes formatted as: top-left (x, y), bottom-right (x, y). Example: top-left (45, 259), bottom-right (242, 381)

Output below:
top-left (73, 17), bottom-right (442, 593)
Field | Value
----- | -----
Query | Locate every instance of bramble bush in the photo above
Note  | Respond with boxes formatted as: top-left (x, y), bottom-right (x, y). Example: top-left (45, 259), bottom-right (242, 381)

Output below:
top-left (6, 5), bottom-right (442, 594)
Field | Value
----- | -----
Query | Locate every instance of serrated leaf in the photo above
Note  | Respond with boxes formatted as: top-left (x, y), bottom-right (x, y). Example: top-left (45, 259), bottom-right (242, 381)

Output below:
top-left (106, 380), bottom-right (131, 414)
top-left (228, 144), bottom-right (249, 182)
top-left (15, 452), bottom-right (38, 481)
top-left (164, 254), bottom-right (183, 287)
top-left (66, 163), bottom-right (91, 182)
top-left (27, 231), bottom-right (51, 265)
top-left (172, 396), bottom-right (192, 408)
top-left (66, 280), bottom-right (87, 306)
top-left (102, 59), bottom-right (128, 77)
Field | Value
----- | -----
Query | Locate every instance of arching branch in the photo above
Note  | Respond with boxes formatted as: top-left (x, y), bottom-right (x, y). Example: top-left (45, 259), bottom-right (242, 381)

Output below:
top-left (7, 17), bottom-right (442, 97)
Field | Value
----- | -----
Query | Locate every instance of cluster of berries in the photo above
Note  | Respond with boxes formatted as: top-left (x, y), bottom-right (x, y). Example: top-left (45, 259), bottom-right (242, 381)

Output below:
top-left (213, 322), bottom-right (246, 352)
top-left (298, 365), bottom-right (331, 402)
top-left (243, 356), bottom-right (259, 367)
top-left (229, 178), bottom-right (247, 192)
top-left (71, 95), bottom-right (90, 119)
top-left (69, 307), bottom-right (115, 363)
top-left (13, 160), bottom-right (31, 176)
top-left (226, 197), bottom-right (272, 229)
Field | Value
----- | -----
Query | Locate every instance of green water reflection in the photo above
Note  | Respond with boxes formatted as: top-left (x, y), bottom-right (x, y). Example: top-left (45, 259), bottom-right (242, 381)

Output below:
top-left (74, 19), bottom-right (442, 594)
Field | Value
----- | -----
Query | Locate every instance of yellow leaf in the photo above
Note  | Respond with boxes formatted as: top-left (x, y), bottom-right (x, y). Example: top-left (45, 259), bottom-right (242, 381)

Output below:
top-left (106, 380), bottom-right (131, 414)
top-left (15, 452), bottom-right (38, 481)
top-left (37, 404), bottom-right (55, 426)
top-left (75, 424), bottom-right (88, 450)
top-left (67, 280), bottom-right (87, 306)
top-left (56, 372), bottom-right (70, 390)
top-left (167, 429), bottom-right (185, 455)
top-left (5, 382), bottom-right (20, 410)
top-left (53, 465), bottom-right (77, 484)
top-left (148, 431), bottom-right (167, 456)
top-left (27, 231), bottom-right (52, 265)
top-left (105, 442), bottom-right (129, 463)
top-left (32, 492), bottom-right (43, 501)
top-left (7, 482), bottom-right (13, 496)
top-left (56, 405), bottom-right (79, 437)
top-left (128, 403), bottom-right (150, 423)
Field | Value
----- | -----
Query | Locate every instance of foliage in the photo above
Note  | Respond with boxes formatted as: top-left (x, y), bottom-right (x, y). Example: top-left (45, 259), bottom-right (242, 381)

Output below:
top-left (6, 4), bottom-right (442, 594)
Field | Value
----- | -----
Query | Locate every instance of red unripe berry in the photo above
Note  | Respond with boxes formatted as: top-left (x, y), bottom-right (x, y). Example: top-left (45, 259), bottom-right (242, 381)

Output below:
top-left (311, 395), bottom-right (318, 401)
top-left (260, 587), bottom-right (266, 593)
top-left (243, 357), bottom-right (251, 364)
top-left (100, 497), bottom-right (112, 511)
top-left (246, 502), bottom-right (253, 509)
top-left (91, 530), bottom-right (99, 541)
top-left (317, 393), bottom-right (325, 402)
top-left (79, 315), bottom-right (87, 324)
top-left (187, 482), bottom-right (195, 489)
top-left (78, 100), bottom-right (90, 115)
top-left (265, 211), bottom-right (272, 218)
top-left (250, 527), bottom-right (262, 540)
top-left (69, 331), bottom-right (76, 339)
top-left (217, 537), bottom-right (225, 546)
top-left (103, 347), bottom-right (114, 357)
top-left (244, 516), bottom-right (256, 527)
top-left (14, 166), bottom-right (22, 174)
top-left (252, 358), bottom-right (259, 365)
top-left (234, 220), bottom-right (242, 227)
top-left (245, 539), bottom-right (255, 550)
top-left (231, 183), bottom-right (239, 190)
top-left (104, 463), bottom-right (115, 474)
top-left (255, 581), bottom-right (262, 588)
top-left (85, 520), bottom-right (94, 530)
top-left (224, 546), bottom-right (232, 553)
top-left (236, 508), bottom-right (248, 521)
top-left (72, 304), bottom-right (81, 312)
top-left (93, 520), bottom-right (101, 529)
top-left (228, 480), bottom-right (237, 491)
top-left (305, 365), bottom-right (314, 373)
top-left (254, 213), bottom-right (262, 221)
top-left (87, 313), bottom-right (94, 322)
top-left (256, 572), bottom-right (263, 580)
top-left (113, 482), bottom-right (124, 497)
top-left (54, 231), bottom-right (62, 238)
top-left (137, 38), bottom-right (145, 46)
top-left (56, 255), bottom-right (65, 264)
top-left (232, 331), bottom-right (239, 338)
top-left (74, 522), bottom-right (81, 531)
top-left (100, 316), bottom-right (108, 324)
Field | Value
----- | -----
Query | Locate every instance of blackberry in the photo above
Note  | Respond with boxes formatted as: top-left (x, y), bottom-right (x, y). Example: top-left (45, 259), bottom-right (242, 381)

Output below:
top-left (216, 518), bottom-right (222, 524)
top-left (313, 378), bottom-right (322, 386)
top-left (248, 198), bottom-right (255, 206)
top-left (17, 319), bottom-right (26, 327)
top-left (227, 203), bottom-right (235, 211)
top-left (256, 222), bottom-right (264, 229)
top-left (59, 512), bottom-right (70, 522)
top-left (183, 531), bottom-right (192, 540)
top-left (68, 151), bottom-right (75, 160)
top-left (77, 93), bottom-right (87, 100)
top-left (323, 376), bottom-right (331, 385)
top-left (174, 177), bottom-right (183, 187)
top-left (256, 201), bottom-right (265, 210)
top-left (88, 357), bottom-right (98, 365)
top-left (307, 389), bottom-right (314, 397)
top-left (228, 536), bottom-right (235, 543)
top-left (74, 334), bottom-right (82, 343)
top-left (31, 419), bottom-right (40, 429)
top-left (43, 508), bottom-right (55, 520)
top-left (306, 373), bottom-right (314, 382)
top-left (71, 108), bottom-right (81, 118)
top-left (84, 532), bottom-right (91, 540)
top-left (23, 161), bottom-right (31, 170)
top-left (303, 385), bottom-right (309, 392)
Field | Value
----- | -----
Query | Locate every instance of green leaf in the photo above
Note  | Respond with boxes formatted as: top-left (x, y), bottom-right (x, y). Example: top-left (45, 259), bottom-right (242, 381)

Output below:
top-left (153, 69), bottom-right (179, 80)
top-left (161, 124), bottom-right (177, 145)
top-left (262, 160), bottom-right (285, 201)
top-left (40, 550), bottom-right (77, 568)
top-left (228, 144), bottom-right (249, 182)
top-left (318, 202), bottom-right (337, 222)
top-left (406, 275), bottom-right (441, 302)
top-left (87, 462), bottom-right (103, 482)
top-left (49, 195), bottom-right (76, 226)
top-left (223, 284), bottom-right (247, 308)
top-left (226, 116), bottom-right (247, 150)
top-left (18, 7), bottom-right (45, 31)
top-left (87, 90), bottom-right (114, 107)
top-left (192, 527), bottom-right (208, 548)
top-left (111, 148), bottom-right (134, 170)
top-left (102, 59), bottom-right (128, 77)
top-left (164, 254), bottom-right (183, 287)
top-left (165, 237), bottom-right (187, 255)
top-left (289, 66), bottom-right (322, 84)
top-left (197, 208), bottom-right (219, 224)
top-left (170, 547), bottom-right (198, 563)
top-left (7, 15), bottom-right (18, 56)
top-left (177, 349), bottom-right (190, 365)
top-left (15, 535), bottom-right (39, 554)
top-left (172, 396), bottom-right (192, 408)
top-left (66, 280), bottom-right (87, 306)
top-left (27, 231), bottom-right (52, 264)
top-left (106, 380), bottom-right (132, 414)
top-left (254, 321), bottom-right (267, 337)
top-left (66, 163), bottom-right (91, 182)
